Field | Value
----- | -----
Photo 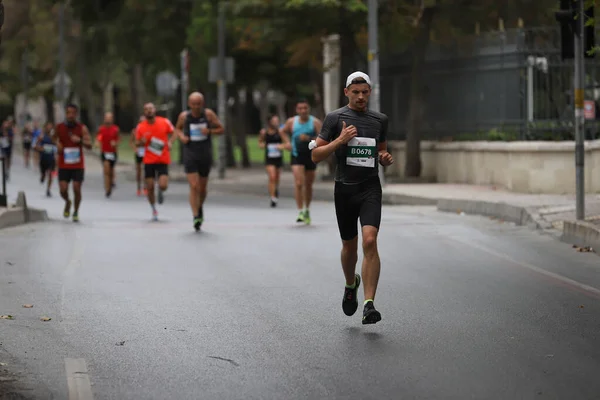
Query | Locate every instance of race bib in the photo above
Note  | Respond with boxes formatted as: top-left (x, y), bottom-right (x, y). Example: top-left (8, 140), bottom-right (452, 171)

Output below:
top-left (136, 146), bottom-right (145, 157)
top-left (63, 147), bottom-right (81, 164)
top-left (346, 137), bottom-right (377, 168)
top-left (148, 137), bottom-right (165, 156)
top-left (104, 152), bottom-right (115, 161)
top-left (189, 123), bottom-right (207, 142)
top-left (267, 143), bottom-right (281, 158)
top-left (0, 137), bottom-right (8, 148)
top-left (43, 144), bottom-right (54, 154)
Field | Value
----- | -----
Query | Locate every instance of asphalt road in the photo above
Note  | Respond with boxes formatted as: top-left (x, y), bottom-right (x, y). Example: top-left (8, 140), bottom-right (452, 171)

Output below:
top-left (1, 156), bottom-right (600, 400)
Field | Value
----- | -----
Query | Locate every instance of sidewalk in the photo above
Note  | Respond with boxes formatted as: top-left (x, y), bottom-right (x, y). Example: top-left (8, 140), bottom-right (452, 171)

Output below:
top-left (100, 150), bottom-right (600, 251)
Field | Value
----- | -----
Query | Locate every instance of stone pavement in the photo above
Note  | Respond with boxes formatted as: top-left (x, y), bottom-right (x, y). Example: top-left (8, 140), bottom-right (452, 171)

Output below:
top-left (100, 149), bottom-right (600, 251)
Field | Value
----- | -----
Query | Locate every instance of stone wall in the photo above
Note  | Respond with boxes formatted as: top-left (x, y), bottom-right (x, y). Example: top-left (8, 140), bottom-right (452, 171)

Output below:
top-left (387, 140), bottom-right (600, 194)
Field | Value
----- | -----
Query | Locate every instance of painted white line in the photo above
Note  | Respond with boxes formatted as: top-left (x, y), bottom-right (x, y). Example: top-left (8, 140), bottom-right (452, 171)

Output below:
top-left (65, 358), bottom-right (94, 400)
top-left (447, 236), bottom-right (600, 298)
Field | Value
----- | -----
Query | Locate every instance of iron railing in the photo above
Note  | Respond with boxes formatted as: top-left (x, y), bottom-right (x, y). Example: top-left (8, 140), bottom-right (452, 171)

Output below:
top-left (380, 26), bottom-right (600, 141)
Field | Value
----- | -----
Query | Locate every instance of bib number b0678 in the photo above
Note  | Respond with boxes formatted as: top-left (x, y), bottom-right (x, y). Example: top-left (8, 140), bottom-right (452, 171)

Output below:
top-left (346, 137), bottom-right (377, 168)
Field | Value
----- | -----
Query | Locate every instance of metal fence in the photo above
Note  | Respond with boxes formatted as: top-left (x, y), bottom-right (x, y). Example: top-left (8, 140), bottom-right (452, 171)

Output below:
top-left (380, 26), bottom-right (600, 141)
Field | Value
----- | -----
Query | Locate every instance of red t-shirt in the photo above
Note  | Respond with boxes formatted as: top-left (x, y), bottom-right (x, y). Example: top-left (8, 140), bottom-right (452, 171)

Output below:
top-left (56, 122), bottom-right (85, 169)
top-left (135, 117), bottom-right (174, 165)
top-left (98, 124), bottom-right (120, 153)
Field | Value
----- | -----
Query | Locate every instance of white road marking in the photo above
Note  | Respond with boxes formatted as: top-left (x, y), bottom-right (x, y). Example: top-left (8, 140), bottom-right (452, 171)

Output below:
top-left (65, 358), bottom-right (94, 400)
top-left (447, 236), bottom-right (600, 298)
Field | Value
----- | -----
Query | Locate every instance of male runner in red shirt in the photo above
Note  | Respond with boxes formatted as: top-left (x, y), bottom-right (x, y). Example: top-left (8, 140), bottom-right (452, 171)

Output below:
top-left (97, 112), bottom-right (120, 197)
top-left (54, 104), bottom-right (92, 222)
top-left (135, 103), bottom-right (176, 220)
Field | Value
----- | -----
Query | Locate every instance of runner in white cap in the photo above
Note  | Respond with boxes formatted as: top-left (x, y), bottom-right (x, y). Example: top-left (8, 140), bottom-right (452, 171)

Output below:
top-left (311, 71), bottom-right (394, 325)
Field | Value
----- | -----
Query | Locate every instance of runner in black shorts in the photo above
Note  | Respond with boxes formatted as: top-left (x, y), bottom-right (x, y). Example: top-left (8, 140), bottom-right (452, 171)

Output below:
top-left (281, 99), bottom-right (322, 224)
top-left (34, 122), bottom-right (56, 197)
top-left (175, 92), bottom-right (224, 231)
top-left (311, 71), bottom-right (394, 325)
top-left (258, 114), bottom-right (290, 207)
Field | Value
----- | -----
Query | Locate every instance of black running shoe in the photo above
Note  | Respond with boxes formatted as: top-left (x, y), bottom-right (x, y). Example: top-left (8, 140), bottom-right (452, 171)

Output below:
top-left (194, 217), bottom-right (202, 231)
top-left (342, 274), bottom-right (361, 316)
top-left (362, 301), bottom-right (382, 325)
top-left (157, 189), bottom-right (164, 204)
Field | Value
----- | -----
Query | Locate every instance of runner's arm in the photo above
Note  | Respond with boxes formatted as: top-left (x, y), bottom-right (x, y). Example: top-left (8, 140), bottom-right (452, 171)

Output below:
top-left (34, 136), bottom-right (43, 152)
top-left (279, 128), bottom-right (292, 151)
top-left (174, 112), bottom-right (188, 144)
top-left (205, 109), bottom-right (224, 135)
top-left (134, 124), bottom-right (145, 147)
top-left (377, 115), bottom-right (393, 166)
top-left (313, 118), bottom-right (323, 135)
top-left (113, 126), bottom-right (121, 147)
top-left (166, 118), bottom-right (177, 148)
top-left (311, 114), bottom-right (344, 163)
top-left (258, 129), bottom-right (266, 149)
top-left (81, 125), bottom-right (93, 149)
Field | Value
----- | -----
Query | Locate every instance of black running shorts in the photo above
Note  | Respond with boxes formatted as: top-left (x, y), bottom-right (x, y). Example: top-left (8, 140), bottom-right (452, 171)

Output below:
top-left (184, 158), bottom-right (211, 178)
top-left (291, 152), bottom-right (316, 171)
top-left (40, 159), bottom-right (55, 175)
top-left (58, 168), bottom-right (85, 183)
top-left (265, 156), bottom-right (282, 168)
top-left (101, 152), bottom-right (118, 168)
top-left (144, 163), bottom-right (169, 179)
top-left (334, 177), bottom-right (382, 241)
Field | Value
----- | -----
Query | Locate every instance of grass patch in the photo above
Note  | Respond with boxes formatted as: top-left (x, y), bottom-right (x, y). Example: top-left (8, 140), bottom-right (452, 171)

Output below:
top-left (115, 133), bottom-right (264, 165)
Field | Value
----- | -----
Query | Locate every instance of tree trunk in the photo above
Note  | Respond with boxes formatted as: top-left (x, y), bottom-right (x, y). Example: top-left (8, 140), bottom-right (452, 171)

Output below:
top-left (405, 6), bottom-right (435, 178)
top-left (129, 63), bottom-right (146, 125)
top-left (237, 88), bottom-right (251, 168)
top-left (77, 32), bottom-right (98, 132)
top-left (225, 102), bottom-right (236, 167)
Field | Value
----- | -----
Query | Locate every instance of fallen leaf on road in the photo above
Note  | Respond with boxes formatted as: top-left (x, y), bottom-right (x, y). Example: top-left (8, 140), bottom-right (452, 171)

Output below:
top-left (579, 305), bottom-right (585, 308)
top-left (0, 362), bottom-right (6, 366)
top-left (5, 261), bottom-right (13, 266)
top-left (22, 304), bottom-right (33, 308)
top-left (574, 246), bottom-right (594, 252)
top-left (0, 315), bottom-right (14, 320)
top-left (40, 317), bottom-right (51, 321)
top-left (116, 341), bottom-right (125, 346)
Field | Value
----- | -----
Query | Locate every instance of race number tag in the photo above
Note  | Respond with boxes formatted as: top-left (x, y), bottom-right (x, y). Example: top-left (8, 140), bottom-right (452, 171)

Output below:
top-left (267, 143), bottom-right (281, 158)
top-left (148, 137), bottom-right (165, 156)
top-left (346, 137), bottom-right (377, 168)
top-left (189, 123), bottom-right (208, 142)
top-left (43, 144), bottom-right (54, 154)
top-left (0, 137), bottom-right (8, 148)
top-left (136, 146), bottom-right (145, 157)
top-left (63, 147), bottom-right (81, 164)
top-left (104, 152), bottom-right (116, 161)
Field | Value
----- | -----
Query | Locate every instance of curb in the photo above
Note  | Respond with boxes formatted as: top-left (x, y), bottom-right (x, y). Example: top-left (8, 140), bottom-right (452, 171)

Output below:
top-left (0, 206), bottom-right (48, 230)
top-left (0, 191), bottom-right (49, 230)
top-left (436, 199), bottom-right (539, 227)
top-left (561, 220), bottom-right (600, 251)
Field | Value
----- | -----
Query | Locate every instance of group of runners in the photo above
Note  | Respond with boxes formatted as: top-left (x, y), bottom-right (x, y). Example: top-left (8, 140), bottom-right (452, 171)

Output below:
top-left (2, 71), bottom-right (393, 324)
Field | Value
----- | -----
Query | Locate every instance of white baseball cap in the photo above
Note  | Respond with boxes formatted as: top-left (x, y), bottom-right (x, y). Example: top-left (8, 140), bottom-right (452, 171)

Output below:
top-left (345, 71), bottom-right (371, 88)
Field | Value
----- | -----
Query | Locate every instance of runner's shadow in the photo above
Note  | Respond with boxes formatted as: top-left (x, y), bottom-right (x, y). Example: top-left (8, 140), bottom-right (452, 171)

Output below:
top-left (344, 326), bottom-right (384, 342)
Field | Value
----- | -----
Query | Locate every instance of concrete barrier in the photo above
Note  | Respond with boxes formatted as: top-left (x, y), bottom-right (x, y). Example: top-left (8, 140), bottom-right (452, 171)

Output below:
top-left (0, 191), bottom-right (48, 230)
top-left (562, 220), bottom-right (600, 251)
top-left (388, 140), bottom-right (600, 194)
